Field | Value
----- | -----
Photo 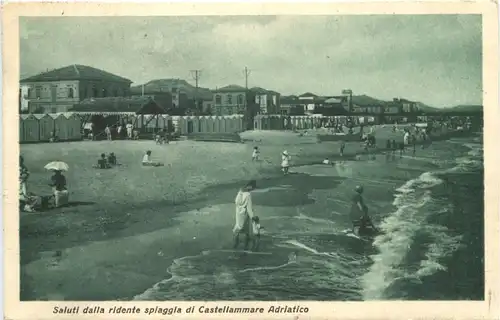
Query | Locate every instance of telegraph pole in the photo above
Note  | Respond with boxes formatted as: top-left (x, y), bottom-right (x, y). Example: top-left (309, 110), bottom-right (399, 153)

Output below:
top-left (190, 70), bottom-right (202, 112)
top-left (244, 67), bottom-right (251, 89)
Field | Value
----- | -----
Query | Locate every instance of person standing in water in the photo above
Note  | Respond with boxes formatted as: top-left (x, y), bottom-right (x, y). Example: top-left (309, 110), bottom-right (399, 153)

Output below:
top-left (349, 185), bottom-right (377, 236)
top-left (233, 180), bottom-right (257, 250)
top-left (281, 150), bottom-right (291, 175)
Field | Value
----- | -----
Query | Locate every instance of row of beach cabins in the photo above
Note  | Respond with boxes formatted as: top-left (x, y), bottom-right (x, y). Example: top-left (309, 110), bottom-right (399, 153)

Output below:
top-left (19, 113), bottom-right (246, 143)
top-left (19, 113), bottom-right (393, 143)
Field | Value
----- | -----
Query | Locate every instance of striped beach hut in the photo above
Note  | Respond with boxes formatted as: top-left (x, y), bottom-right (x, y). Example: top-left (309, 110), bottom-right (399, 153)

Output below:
top-left (35, 114), bottom-right (55, 141)
top-left (20, 114), bottom-right (40, 142)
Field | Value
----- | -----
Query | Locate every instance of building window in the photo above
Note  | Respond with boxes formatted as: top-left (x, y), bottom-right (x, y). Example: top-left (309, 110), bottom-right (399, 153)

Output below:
top-left (92, 86), bottom-right (98, 98)
top-left (215, 95), bottom-right (222, 104)
top-left (227, 94), bottom-right (233, 105)
top-left (35, 87), bottom-right (41, 99)
top-left (27, 88), bottom-right (32, 99)
top-left (102, 88), bottom-right (107, 97)
top-left (237, 94), bottom-right (244, 105)
top-left (113, 89), bottom-right (118, 97)
top-left (68, 88), bottom-right (74, 98)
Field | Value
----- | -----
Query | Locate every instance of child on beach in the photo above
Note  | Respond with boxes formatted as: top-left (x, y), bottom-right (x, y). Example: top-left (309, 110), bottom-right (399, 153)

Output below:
top-left (340, 141), bottom-right (346, 157)
top-left (281, 151), bottom-right (291, 175)
top-left (251, 216), bottom-right (264, 251)
top-left (142, 150), bottom-right (164, 167)
top-left (322, 158), bottom-right (334, 166)
top-left (398, 141), bottom-right (405, 158)
top-left (252, 146), bottom-right (260, 161)
top-left (94, 153), bottom-right (110, 169)
top-left (107, 152), bottom-right (117, 166)
top-left (391, 139), bottom-right (397, 154)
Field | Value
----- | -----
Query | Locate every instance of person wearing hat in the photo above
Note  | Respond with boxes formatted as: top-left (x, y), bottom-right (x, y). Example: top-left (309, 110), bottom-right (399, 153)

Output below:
top-left (281, 150), bottom-right (291, 175)
top-left (233, 180), bottom-right (257, 250)
top-left (349, 185), bottom-right (377, 236)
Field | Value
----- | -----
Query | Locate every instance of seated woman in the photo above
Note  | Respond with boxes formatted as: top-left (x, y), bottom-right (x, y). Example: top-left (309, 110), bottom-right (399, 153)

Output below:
top-left (142, 150), bottom-right (164, 167)
top-left (49, 170), bottom-right (69, 208)
top-left (93, 153), bottom-right (111, 169)
top-left (107, 152), bottom-right (117, 166)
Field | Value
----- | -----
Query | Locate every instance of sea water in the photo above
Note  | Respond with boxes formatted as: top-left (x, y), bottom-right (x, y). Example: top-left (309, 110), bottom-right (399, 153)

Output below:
top-left (134, 136), bottom-right (484, 301)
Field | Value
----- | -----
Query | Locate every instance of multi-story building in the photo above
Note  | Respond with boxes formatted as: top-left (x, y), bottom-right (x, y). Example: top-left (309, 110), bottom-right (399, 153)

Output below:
top-left (250, 87), bottom-right (281, 114)
top-left (212, 85), bottom-right (256, 116)
top-left (19, 64), bottom-right (132, 113)
top-left (130, 79), bottom-right (213, 115)
top-left (298, 92), bottom-right (319, 114)
top-left (280, 95), bottom-right (305, 115)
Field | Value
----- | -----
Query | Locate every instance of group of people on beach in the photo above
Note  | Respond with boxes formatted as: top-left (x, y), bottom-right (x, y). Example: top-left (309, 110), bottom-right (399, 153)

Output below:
top-left (19, 156), bottom-right (69, 212)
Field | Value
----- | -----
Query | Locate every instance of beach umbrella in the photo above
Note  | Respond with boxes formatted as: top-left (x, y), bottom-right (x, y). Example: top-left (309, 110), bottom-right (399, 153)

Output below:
top-left (44, 161), bottom-right (69, 171)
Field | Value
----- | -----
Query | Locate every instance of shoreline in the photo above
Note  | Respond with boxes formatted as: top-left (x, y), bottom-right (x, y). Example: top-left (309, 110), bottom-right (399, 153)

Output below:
top-left (20, 128), bottom-right (480, 301)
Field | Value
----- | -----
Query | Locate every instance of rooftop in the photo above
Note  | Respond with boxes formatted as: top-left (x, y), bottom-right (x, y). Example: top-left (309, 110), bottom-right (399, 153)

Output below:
top-left (70, 96), bottom-right (166, 114)
top-left (20, 64), bottom-right (132, 83)
top-left (131, 79), bottom-right (213, 101)
top-left (213, 84), bottom-right (247, 93)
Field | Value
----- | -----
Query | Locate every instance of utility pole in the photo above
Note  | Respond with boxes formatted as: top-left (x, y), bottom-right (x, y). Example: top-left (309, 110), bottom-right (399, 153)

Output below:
top-left (190, 70), bottom-right (202, 113)
top-left (244, 67), bottom-right (251, 90)
top-left (243, 67), bottom-right (252, 129)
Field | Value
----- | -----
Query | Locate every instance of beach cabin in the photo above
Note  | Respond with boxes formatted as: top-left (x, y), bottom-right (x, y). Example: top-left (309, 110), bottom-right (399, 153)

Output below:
top-left (20, 114), bottom-right (40, 142)
top-left (35, 114), bottom-right (55, 141)
top-left (64, 113), bottom-right (82, 140)
top-left (211, 116), bottom-right (220, 133)
top-left (51, 113), bottom-right (68, 140)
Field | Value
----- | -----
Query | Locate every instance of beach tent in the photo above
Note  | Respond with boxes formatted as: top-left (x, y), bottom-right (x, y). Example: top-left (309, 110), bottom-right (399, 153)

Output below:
top-left (35, 114), bottom-right (55, 141)
top-left (20, 114), bottom-right (40, 142)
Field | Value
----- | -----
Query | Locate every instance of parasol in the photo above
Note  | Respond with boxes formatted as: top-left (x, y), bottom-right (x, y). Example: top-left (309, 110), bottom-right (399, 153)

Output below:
top-left (44, 161), bottom-right (69, 171)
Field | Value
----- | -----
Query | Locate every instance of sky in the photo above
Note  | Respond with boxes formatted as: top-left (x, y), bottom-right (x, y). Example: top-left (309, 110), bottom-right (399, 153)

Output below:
top-left (20, 15), bottom-right (482, 107)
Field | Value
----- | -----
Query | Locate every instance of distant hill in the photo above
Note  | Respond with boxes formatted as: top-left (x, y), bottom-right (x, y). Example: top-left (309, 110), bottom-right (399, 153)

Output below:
top-left (448, 105), bottom-right (483, 112)
top-left (414, 101), bottom-right (438, 112)
top-left (351, 94), bottom-right (386, 106)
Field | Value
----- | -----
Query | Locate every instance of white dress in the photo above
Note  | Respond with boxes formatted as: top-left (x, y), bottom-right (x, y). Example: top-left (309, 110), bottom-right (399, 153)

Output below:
top-left (281, 155), bottom-right (290, 168)
top-left (234, 190), bottom-right (254, 233)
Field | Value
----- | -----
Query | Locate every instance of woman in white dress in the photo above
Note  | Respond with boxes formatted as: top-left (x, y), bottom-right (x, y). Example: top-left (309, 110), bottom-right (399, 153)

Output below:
top-left (281, 150), bottom-right (291, 175)
top-left (233, 180), bottom-right (257, 250)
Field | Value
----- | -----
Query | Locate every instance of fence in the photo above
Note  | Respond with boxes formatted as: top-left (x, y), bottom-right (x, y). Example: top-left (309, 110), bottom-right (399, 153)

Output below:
top-left (19, 113), bottom-right (82, 143)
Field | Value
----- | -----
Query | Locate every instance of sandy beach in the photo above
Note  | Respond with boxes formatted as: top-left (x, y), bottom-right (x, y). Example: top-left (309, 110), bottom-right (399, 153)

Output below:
top-left (20, 126), bottom-right (482, 300)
